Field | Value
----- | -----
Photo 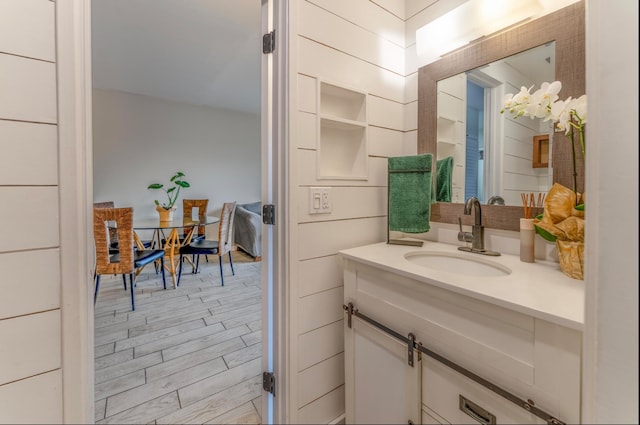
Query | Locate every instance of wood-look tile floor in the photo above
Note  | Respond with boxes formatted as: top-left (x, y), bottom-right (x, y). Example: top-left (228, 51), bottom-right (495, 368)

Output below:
top-left (94, 251), bottom-right (262, 424)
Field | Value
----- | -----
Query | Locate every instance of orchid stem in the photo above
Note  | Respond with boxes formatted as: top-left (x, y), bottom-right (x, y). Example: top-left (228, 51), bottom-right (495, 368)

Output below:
top-left (579, 126), bottom-right (586, 156)
top-left (569, 126), bottom-right (578, 205)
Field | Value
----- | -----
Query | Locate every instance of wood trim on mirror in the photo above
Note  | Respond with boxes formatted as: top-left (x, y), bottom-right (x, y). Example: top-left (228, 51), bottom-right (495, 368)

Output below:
top-left (418, 1), bottom-right (585, 231)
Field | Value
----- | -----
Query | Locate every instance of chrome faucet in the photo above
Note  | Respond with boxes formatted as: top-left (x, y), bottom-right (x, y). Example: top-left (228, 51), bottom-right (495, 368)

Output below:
top-left (458, 196), bottom-right (500, 256)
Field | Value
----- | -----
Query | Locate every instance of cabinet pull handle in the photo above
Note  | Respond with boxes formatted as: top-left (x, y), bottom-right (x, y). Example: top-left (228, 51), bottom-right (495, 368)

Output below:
top-left (459, 394), bottom-right (496, 424)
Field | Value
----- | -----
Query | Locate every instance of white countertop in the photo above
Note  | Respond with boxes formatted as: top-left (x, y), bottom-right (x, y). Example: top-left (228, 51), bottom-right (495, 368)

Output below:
top-left (339, 240), bottom-right (584, 331)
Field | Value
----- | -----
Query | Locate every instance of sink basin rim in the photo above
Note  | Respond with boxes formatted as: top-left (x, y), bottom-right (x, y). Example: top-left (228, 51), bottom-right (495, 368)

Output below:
top-left (404, 250), bottom-right (512, 277)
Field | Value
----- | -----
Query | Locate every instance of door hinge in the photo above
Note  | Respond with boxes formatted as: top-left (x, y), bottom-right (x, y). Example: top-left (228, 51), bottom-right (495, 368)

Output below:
top-left (263, 30), bottom-right (275, 54)
top-left (263, 371), bottom-right (276, 396)
top-left (262, 204), bottom-right (276, 225)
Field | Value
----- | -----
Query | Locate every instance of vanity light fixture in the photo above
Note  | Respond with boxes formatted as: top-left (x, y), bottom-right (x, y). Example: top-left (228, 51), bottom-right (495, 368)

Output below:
top-left (415, 0), bottom-right (544, 67)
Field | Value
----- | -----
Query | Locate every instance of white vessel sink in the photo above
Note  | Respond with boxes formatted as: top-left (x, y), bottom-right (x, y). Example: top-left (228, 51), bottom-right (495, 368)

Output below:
top-left (404, 251), bottom-right (512, 277)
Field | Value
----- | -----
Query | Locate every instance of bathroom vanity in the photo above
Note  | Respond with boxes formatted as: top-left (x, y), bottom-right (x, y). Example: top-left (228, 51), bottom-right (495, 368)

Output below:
top-left (341, 241), bottom-right (584, 424)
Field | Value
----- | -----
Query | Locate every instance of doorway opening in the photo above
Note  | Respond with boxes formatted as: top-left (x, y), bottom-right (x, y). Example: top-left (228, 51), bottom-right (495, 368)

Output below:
top-left (90, 1), bottom-right (268, 423)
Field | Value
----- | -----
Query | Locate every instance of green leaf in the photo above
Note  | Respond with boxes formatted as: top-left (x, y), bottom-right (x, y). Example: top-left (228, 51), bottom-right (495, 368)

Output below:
top-left (170, 172), bottom-right (185, 182)
top-left (574, 203), bottom-right (585, 211)
top-left (534, 214), bottom-right (557, 242)
top-left (148, 173), bottom-right (189, 207)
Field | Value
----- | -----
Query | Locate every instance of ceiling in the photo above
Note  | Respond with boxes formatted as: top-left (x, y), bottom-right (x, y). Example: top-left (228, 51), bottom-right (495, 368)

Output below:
top-left (91, 0), bottom-right (262, 114)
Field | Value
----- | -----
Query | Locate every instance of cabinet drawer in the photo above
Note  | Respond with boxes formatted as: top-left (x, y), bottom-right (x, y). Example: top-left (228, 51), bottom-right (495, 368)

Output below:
top-left (422, 357), bottom-right (546, 424)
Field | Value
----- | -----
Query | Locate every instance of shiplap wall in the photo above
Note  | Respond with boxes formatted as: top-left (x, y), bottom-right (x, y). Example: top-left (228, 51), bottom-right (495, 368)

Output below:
top-left (289, 1), bottom-right (443, 422)
top-left (0, 1), bottom-right (63, 422)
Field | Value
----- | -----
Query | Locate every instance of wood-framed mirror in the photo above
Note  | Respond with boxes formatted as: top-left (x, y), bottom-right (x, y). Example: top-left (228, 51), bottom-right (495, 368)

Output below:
top-left (418, 1), bottom-right (585, 231)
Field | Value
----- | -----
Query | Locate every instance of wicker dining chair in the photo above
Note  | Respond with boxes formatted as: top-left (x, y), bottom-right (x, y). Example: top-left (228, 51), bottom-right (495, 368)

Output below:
top-left (93, 207), bottom-right (166, 310)
top-left (93, 201), bottom-right (120, 253)
top-left (178, 202), bottom-right (236, 286)
top-left (94, 201), bottom-right (154, 250)
top-left (183, 198), bottom-right (209, 240)
top-left (160, 198), bottom-right (209, 245)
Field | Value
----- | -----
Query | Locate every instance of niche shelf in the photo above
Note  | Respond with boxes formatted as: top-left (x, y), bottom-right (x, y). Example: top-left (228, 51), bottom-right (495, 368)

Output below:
top-left (437, 116), bottom-right (457, 145)
top-left (317, 80), bottom-right (368, 180)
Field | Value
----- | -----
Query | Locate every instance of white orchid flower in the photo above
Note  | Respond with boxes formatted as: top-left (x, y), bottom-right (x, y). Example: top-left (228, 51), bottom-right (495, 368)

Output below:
top-left (502, 81), bottom-right (585, 143)
top-left (502, 93), bottom-right (515, 111)
top-left (502, 85), bottom-right (534, 117)
top-left (541, 81), bottom-right (562, 103)
top-left (570, 94), bottom-right (587, 124)
top-left (501, 80), bottom-right (586, 198)
top-left (548, 97), bottom-right (573, 134)
top-left (511, 85), bottom-right (533, 105)
top-left (526, 88), bottom-right (549, 118)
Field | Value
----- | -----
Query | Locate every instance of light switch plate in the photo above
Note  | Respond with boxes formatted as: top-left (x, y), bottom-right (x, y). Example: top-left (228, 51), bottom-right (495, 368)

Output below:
top-left (309, 187), bottom-right (332, 214)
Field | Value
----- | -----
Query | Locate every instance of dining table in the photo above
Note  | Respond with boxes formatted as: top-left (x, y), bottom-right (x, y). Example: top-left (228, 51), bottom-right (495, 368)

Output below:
top-left (132, 215), bottom-right (220, 289)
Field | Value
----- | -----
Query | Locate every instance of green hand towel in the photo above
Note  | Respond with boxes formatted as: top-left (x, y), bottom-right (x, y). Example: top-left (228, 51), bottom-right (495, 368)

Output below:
top-left (436, 156), bottom-right (454, 202)
top-left (388, 154), bottom-right (433, 233)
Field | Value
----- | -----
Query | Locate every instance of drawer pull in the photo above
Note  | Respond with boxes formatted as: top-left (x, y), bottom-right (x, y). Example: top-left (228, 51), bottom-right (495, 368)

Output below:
top-left (459, 394), bottom-right (496, 425)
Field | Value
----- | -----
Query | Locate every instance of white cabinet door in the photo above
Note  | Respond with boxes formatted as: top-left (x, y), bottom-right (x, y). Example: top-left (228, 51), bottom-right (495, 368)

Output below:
top-left (345, 317), bottom-right (421, 424)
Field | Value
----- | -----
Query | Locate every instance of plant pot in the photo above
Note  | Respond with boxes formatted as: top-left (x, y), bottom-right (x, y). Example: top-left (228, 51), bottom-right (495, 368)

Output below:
top-left (556, 240), bottom-right (584, 280)
top-left (156, 205), bottom-right (176, 222)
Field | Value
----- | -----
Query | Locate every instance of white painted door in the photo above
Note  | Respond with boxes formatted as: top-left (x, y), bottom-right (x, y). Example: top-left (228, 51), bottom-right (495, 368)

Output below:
top-left (345, 317), bottom-right (421, 424)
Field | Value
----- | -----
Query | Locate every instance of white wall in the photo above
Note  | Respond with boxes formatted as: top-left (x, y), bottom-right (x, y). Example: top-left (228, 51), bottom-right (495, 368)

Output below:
top-left (92, 89), bottom-right (260, 237)
top-left (583, 0), bottom-right (639, 422)
top-left (0, 1), bottom-right (63, 422)
top-left (288, 0), bottom-right (410, 422)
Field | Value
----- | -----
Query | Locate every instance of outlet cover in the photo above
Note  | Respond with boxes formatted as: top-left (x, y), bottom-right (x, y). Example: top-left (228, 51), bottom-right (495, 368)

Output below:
top-left (309, 187), bottom-right (331, 214)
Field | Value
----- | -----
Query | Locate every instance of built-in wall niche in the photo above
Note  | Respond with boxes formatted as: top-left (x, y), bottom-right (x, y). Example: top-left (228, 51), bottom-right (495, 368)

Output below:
top-left (437, 116), bottom-right (457, 146)
top-left (317, 80), bottom-right (368, 180)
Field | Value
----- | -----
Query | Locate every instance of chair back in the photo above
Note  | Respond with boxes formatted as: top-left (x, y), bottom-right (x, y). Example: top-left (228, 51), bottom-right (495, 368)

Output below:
top-left (218, 202), bottom-right (237, 256)
top-left (94, 207), bottom-right (134, 275)
top-left (183, 199), bottom-right (209, 237)
top-left (94, 201), bottom-right (115, 209)
top-left (94, 201), bottom-right (118, 244)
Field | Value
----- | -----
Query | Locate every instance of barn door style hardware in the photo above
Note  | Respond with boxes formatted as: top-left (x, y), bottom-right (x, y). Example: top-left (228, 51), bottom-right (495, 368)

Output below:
top-left (344, 303), bottom-right (417, 367)
top-left (343, 302), bottom-right (566, 425)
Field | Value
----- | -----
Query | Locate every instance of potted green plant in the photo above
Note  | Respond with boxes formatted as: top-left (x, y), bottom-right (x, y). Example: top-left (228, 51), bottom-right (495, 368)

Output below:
top-left (147, 171), bottom-right (190, 221)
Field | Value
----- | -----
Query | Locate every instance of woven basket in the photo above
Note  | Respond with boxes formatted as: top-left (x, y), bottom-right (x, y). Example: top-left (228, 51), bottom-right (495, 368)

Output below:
top-left (556, 240), bottom-right (584, 280)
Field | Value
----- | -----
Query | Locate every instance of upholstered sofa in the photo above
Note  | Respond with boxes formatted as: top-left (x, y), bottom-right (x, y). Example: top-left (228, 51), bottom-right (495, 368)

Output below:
top-left (233, 202), bottom-right (262, 260)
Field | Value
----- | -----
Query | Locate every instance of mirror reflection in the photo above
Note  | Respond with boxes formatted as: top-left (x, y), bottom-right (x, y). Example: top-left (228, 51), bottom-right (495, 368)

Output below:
top-left (436, 43), bottom-right (555, 206)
